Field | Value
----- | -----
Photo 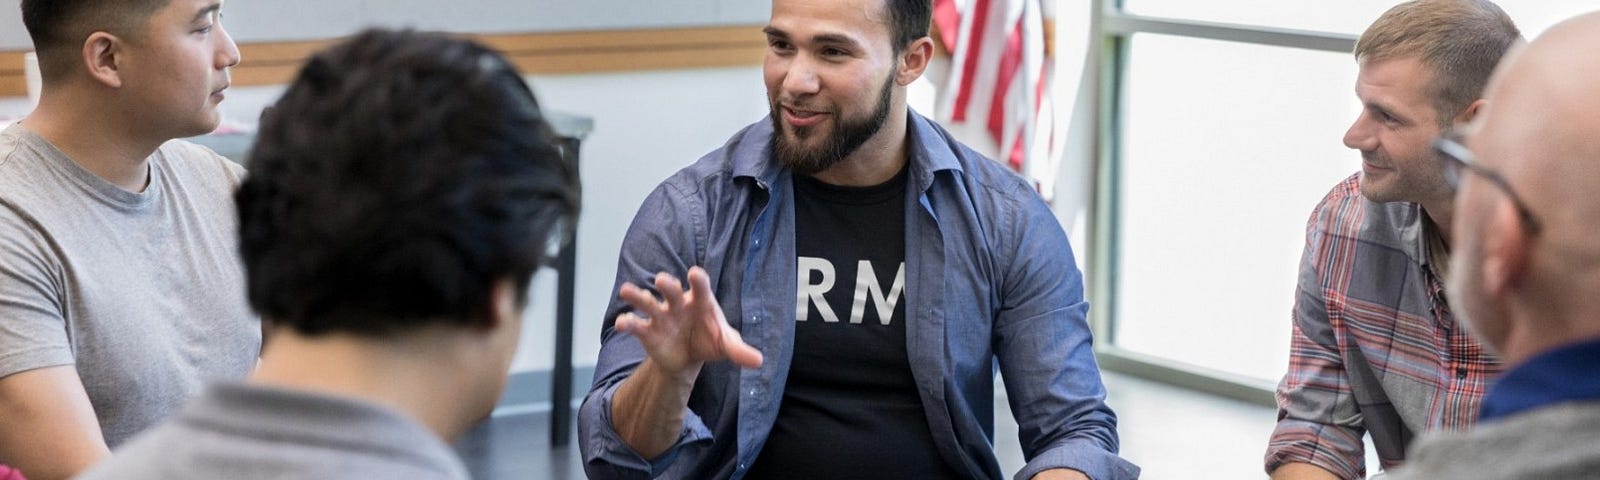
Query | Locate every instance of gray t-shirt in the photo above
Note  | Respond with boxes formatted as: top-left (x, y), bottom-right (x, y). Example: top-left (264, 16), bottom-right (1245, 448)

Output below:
top-left (1388, 402), bottom-right (1600, 480)
top-left (76, 382), bottom-right (470, 480)
top-left (0, 123), bottom-right (259, 446)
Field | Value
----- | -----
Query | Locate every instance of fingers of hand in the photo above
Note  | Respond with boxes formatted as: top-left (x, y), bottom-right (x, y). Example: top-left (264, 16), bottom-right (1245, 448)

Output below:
top-left (618, 282), bottom-right (666, 317)
top-left (686, 267), bottom-right (724, 314)
top-left (614, 312), bottom-right (649, 334)
top-left (654, 272), bottom-right (688, 312)
top-left (719, 325), bottom-right (764, 368)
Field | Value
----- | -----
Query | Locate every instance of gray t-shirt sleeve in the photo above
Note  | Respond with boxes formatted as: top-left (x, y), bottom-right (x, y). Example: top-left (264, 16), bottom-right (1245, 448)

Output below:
top-left (0, 206), bottom-right (73, 378)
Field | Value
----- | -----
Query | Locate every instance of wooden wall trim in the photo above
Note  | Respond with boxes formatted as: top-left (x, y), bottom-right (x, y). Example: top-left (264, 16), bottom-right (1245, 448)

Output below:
top-left (0, 50), bottom-right (28, 98)
top-left (0, 25), bottom-right (766, 97)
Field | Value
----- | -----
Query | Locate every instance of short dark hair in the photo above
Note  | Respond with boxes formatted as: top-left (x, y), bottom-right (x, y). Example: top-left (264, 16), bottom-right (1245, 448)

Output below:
top-left (885, 0), bottom-right (932, 53)
top-left (1355, 0), bottom-right (1521, 124)
top-left (21, 0), bottom-right (170, 79)
top-left (237, 29), bottom-right (581, 337)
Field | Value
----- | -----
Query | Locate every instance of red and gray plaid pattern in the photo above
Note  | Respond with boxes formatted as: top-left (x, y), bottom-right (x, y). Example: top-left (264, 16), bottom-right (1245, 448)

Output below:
top-left (1266, 175), bottom-right (1502, 479)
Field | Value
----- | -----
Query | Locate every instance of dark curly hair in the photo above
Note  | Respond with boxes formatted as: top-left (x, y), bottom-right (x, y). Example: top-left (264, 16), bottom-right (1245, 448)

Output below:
top-left (236, 28), bottom-right (580, 337)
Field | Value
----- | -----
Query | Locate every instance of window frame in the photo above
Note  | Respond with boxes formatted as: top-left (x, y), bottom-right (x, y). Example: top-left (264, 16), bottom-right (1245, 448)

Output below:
top-left (1086, 0), bottom-right (1358, 405)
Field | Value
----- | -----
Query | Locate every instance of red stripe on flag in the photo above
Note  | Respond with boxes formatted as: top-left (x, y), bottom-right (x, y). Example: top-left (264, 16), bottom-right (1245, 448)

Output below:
top-left (951, 0), bottom-right (992, 122)
top-left (1009, 128), bottom-right (1026, 171)
top-left (987, 17), bottom-right (1025, 144)
top-left (933, 0), bottom-right (962, 53)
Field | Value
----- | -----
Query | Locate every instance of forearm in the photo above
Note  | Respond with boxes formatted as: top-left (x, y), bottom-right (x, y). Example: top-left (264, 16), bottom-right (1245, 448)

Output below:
top-left (609, 357), bottom-right (702, 459)
top-left (0, 437), bottom-right (106, 480)
top-left (0, 367), bottom-right (111, 480)
top-left (1270, 462), bottom-right (1343, 480)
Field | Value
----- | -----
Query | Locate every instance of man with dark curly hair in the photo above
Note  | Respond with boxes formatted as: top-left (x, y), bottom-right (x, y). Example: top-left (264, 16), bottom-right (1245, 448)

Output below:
top-left (75, 28), bottom-right (580, 479)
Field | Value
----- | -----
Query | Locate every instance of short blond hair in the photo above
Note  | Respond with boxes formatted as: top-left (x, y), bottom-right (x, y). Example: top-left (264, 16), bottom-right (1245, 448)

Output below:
top-left (1356, 0), bottom-right (1521, 124)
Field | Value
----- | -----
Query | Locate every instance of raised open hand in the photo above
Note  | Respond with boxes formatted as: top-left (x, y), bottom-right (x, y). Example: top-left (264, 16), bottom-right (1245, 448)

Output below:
top-left (614, 266), bottom-right (763, 376)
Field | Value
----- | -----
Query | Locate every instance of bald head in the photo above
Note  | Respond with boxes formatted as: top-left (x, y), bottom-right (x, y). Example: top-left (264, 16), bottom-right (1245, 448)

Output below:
top-left (1450, 11), bottom-right (1600, 362)
top-left (1471, 12), bottom-right (1600, 257)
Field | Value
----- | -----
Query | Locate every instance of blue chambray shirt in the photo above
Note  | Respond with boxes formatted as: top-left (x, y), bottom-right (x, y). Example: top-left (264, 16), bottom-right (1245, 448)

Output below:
top-left (578, 111), bottom-right (1138, 480)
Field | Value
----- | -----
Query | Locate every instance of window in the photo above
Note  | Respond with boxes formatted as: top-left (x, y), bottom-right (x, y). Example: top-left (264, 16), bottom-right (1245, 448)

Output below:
top-left (1112, 33), bottom-right (1357, 382)
top-left (1092, 0), bottom-right (1598, 395)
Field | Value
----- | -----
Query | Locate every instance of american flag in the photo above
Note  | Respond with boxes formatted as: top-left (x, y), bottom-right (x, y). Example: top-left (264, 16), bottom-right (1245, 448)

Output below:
top-left (932, 0), bottom-right (1060, 200)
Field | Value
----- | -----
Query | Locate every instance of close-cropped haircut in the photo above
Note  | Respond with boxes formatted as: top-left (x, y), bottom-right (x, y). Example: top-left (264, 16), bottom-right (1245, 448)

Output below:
top-left (1355, 0), bottom-right (1521, 125)
top-left (237, 28), bottom-right (581, 337)
top-left (885, 0), bottom-right (932, 54)
top-left (20, 0), bottom-right (170, 79)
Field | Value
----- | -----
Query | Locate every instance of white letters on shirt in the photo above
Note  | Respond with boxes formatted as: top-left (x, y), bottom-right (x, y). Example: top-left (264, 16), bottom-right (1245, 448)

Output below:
top-left (797, 257), bottom-right (906, 325)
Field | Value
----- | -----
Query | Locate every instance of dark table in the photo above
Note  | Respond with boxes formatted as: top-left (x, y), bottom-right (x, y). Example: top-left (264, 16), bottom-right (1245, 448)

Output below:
top-left (544, 111), bottom-right (591, 447)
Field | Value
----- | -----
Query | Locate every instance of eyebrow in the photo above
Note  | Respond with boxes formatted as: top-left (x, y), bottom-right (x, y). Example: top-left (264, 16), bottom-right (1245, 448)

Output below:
top-left (761, 26), bottom-right (864, 49)
top-left (192, 2), bottom-right (223, 23)
top-left (1366, 101), bottom-right (1408, 123)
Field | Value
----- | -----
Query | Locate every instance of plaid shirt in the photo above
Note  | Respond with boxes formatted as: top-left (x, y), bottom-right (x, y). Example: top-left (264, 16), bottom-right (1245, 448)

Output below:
top-left (1266, 175), bottom-right (1502, 479)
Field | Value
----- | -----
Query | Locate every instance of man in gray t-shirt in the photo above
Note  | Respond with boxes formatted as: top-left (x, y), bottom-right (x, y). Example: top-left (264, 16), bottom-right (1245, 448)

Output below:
top-left (0, 1), bottom-right (257, 478)
top-left (77, 29), bottom-right (579, 480)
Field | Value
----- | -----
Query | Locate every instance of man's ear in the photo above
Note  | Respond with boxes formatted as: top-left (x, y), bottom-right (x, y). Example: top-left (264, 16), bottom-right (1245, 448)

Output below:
top-left (896, 36), bottom-right (935, 86)
top-left (1481, 198), bottom-right (1533, 296)
top-left (1455, 98), bottom-right (1488, 125)
top-left (82, 31), bottom-right (123, 89)
top-left (483, 276), bottom-right (522, 333)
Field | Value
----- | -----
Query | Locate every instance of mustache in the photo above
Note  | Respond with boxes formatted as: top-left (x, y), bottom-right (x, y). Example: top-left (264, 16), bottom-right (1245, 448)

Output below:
top-left (1361, 150), bottom-right (1386, 165)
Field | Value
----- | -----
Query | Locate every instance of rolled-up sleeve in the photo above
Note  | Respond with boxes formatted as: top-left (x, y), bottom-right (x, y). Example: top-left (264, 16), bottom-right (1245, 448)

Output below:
top-left (579, 357), bottom-right (713, 479)
top-left (577, 180), bottom-right (715, 479)
top-left (1265, 210), bottom-right (1367, 480)
top-left (994, 191), bottom-right (1138, 480)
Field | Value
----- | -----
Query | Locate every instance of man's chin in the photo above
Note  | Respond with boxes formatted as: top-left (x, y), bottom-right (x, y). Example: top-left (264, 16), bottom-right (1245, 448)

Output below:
top-left (782, 122), bottom-right (821, 141)
top-left (184, 120), bottom-right (222, 138)
top-left (1357, 177), bottom-right (1403, 204)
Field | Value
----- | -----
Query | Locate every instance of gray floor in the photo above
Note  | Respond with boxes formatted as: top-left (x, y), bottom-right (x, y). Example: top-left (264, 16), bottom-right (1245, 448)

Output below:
top-left (455, 372), bottom-right (1285, 479)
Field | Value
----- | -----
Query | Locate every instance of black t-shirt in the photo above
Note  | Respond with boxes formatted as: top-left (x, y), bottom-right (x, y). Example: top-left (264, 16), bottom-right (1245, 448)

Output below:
top-left (745, 168), bottom-right (962, 479)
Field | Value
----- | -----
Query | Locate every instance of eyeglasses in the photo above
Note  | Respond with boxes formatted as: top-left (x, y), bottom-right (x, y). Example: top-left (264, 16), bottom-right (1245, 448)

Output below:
top-left (1433, 130), bottom-right (1542, 234)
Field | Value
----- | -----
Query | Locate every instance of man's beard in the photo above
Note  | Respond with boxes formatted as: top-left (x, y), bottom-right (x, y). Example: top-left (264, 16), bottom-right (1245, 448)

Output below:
top-left (770, 71), bottom-right (896, 176)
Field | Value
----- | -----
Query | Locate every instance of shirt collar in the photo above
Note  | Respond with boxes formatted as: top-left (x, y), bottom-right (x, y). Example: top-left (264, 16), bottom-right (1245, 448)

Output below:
top-left (732, 109), bottom-right (964, 190)
top-left (1479, 338), bottom-right (1600, 421)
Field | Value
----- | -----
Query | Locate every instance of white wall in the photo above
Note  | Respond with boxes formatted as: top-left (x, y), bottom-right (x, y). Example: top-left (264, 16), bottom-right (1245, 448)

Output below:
top-left (511, 66), bottom-right (771, 373)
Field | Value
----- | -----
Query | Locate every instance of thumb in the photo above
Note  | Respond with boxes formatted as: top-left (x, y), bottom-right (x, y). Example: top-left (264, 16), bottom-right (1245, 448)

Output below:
top-left (720, 325), bottom-right (763, 369)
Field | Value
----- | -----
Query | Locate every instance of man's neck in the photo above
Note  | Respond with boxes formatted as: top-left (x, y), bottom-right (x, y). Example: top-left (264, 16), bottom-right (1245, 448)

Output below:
top-left (1501, 271), bottom-right (1600, 366)
top-left (249, 328), bottom-right (490, 442)
top-left (1421, 196), bottom-right (1456, 248)
top-left (22, 93), bottom-right (166, 193)
top-left (809, 109), bottom-right (910, 187)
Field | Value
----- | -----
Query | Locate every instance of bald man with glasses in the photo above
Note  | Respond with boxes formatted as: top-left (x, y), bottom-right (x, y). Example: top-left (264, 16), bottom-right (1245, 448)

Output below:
top-left (1388, 10), bottom-right (1600, 479)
